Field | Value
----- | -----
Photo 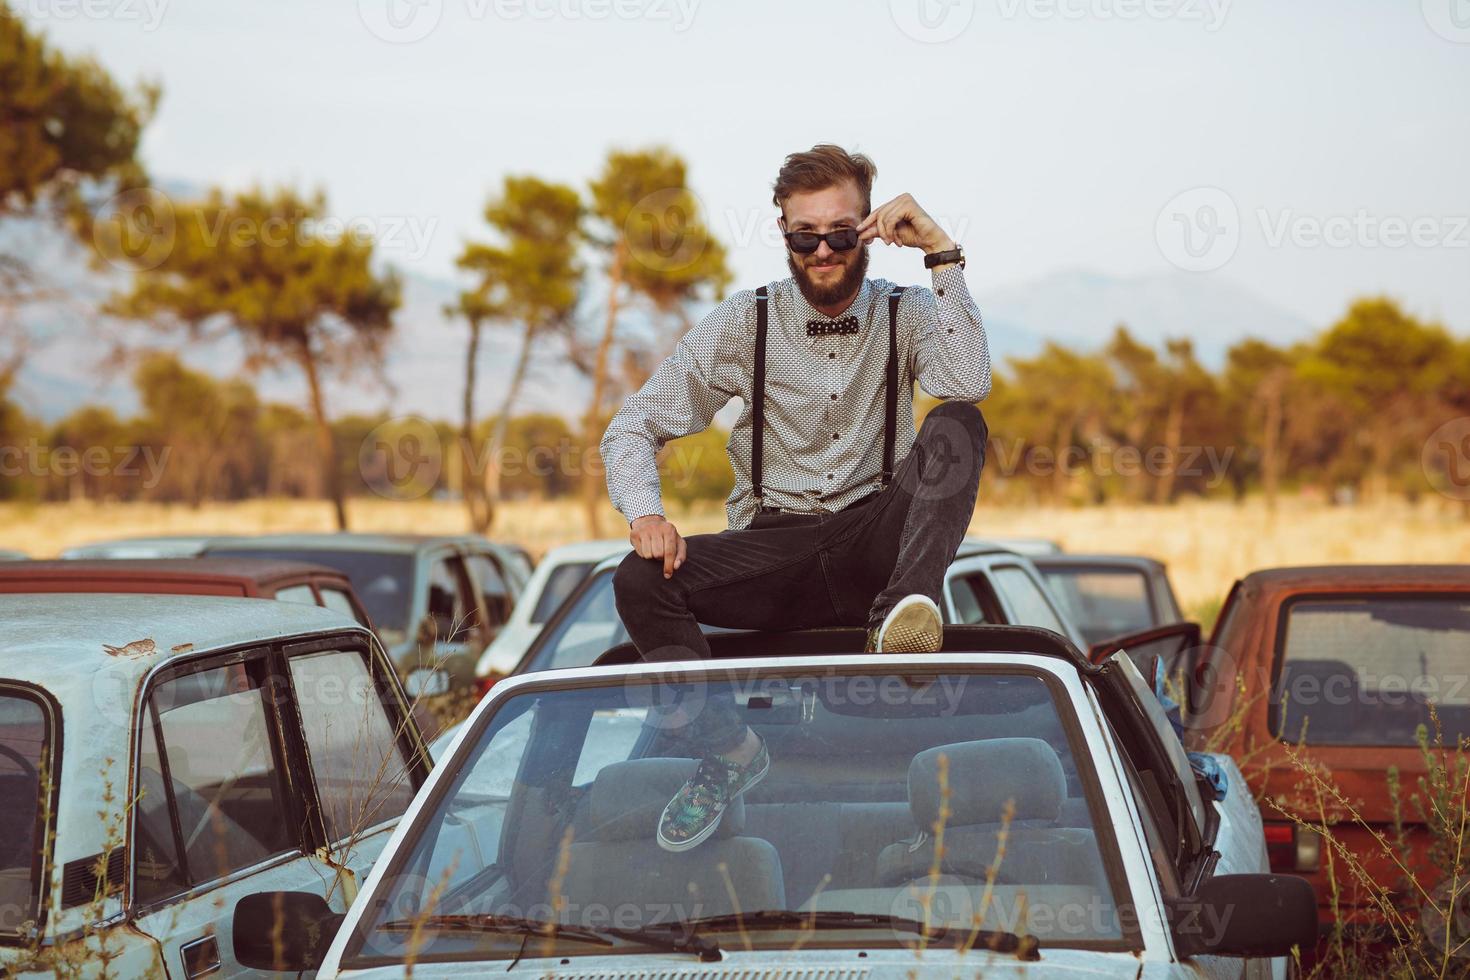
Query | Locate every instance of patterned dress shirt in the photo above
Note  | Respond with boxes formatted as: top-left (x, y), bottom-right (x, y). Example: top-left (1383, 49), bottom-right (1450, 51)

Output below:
top-left (601, 265), bottom-right (990, 530)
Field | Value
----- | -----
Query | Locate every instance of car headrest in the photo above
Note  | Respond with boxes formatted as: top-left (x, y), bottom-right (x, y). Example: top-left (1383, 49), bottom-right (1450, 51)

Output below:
top-left (579, 758), bottom-right (746, 842)
top-left (908, 738), bottom-right (1064, 827)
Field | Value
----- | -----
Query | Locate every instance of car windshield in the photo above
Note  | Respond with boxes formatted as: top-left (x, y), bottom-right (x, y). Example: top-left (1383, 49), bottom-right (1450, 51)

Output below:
top-left (1041, 566), bottom-right (1156, 646)
top-left (1275, 594), bottom-right (1470, 746)
top-left (208, 549), bottom-right (415, 635)
top-left (346, 666), bottom-right (1130, 966)
top-left (1, 689), bottom-right (51, 942)
top-left (530, 561), bottom-right (596, 625)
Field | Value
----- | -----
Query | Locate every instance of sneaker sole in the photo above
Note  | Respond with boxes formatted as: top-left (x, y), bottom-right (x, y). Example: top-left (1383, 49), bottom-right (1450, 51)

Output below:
top-left (656, 753), bottom-right (770, 853)
top-left (879, 596), bottom-right (943, 654)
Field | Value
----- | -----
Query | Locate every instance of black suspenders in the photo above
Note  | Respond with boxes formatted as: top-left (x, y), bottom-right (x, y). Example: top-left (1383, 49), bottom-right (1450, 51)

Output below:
top-left (751, 284), bottom-right (906, 503)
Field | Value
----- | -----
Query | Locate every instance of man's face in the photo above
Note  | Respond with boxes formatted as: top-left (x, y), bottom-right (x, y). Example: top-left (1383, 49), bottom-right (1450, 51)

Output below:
top-left (782, 180), bottom-right (868, 309)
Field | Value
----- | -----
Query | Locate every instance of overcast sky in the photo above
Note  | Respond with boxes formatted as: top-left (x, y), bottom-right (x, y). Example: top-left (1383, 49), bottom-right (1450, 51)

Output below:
top-left (29, 0), bottom-right (1470, 333)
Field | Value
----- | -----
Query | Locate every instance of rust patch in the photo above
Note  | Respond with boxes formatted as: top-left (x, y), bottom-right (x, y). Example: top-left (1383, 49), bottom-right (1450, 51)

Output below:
top-left (103, 638), bottom-right (157, 658)
top-left (170, 643), bottom-right (194, 655)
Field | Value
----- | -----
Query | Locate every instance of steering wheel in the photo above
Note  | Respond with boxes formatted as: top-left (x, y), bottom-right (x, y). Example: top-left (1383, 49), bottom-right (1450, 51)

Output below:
top-left (0, 743), bottom-right (40, 868)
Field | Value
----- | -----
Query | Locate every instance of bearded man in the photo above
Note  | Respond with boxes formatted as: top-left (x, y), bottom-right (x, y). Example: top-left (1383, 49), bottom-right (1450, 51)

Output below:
top-left (600, 144), bottom-right (991, 851)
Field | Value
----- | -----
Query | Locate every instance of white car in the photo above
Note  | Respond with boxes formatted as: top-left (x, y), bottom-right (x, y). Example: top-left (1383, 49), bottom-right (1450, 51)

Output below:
top-left (233, 625), bottom-right (1315, 977)
top-left (473, 540), bottom-right (628, 681)
top-left (511, 544), bottom-right (1088, 676)
top-left (0, 594), bottom-right (431, 978)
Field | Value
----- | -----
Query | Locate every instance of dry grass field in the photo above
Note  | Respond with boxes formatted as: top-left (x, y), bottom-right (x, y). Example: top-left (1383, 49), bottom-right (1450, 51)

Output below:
top-left (2, 495), bottom-right (1466, 621)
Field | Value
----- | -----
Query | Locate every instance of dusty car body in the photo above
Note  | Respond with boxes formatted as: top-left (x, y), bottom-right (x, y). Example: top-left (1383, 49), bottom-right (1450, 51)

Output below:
top-left (0, 594), bottom-right (430, 978)
top-left (0, 558), bottom-right (374, 627)
top-left (59, 535), bottom-right (228, 560)
top-left (512, 548), bottom-right (1090, 676)
top-left (204, 534), bottom-right (526, 695)
top-left (1182, 564), bottom-right (1470, 937)
top-left (235, 625), bottom-right (1314, 978)
top-left (1033, 554), bottom-right (1186, 647)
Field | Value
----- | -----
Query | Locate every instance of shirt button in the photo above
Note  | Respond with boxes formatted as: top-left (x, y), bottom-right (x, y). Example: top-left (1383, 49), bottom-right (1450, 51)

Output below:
top-left (830, 393), bottom-right (837, 400)
top-left (828, 352), bottom-right (836, 359)
top-left (937, 288), bottom-right (946, 297)
top-left (833, 433), bottom-right (840, 440)
top-left (826, 473), bottom-right (834, 480)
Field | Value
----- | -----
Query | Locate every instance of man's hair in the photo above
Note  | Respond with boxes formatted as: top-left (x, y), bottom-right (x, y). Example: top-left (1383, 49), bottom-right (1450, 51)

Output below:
top-left (772, 145), bottom-right (877, 218)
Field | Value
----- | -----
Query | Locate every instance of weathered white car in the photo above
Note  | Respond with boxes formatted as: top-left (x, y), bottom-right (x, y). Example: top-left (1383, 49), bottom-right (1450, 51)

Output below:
top-left (0, 594), bottom-right (430, 978)
top-left (473, 539), bottom-right (629, 681)
top-left (235, 625), bottom-right (1315, 978)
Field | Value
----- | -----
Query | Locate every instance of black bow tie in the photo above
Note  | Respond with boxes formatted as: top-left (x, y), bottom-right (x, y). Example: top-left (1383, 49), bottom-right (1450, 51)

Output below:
top-left (807, 315), bottom-right (860, 337)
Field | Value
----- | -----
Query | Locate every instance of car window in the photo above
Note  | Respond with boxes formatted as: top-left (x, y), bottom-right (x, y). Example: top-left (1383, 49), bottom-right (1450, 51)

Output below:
top-left (427, 556), bottom-right (475, 643)
top-left (275, 583), bottom-right (318, 606)
top-left (525, 571), bottom-right (626, 672)
top-left (320, 586), bottom-right (368, 625)
top-left (993, 565), bottom-right (1068, 635)
top-left (1041, 566), bottom-right (1156, 646)
top-left (1273, 595), bottom-right (1470, 746)
top-left (0, 689), bottom-right (51, 940)
top-left (350, 668), bottom-right (1131, 966)
top-left (207, 548), bottom-right (415, 636)
top-left (531, 561), bottom-right (596, 625)
top-left (465, 554), bottom-right (512, 630)
top-left (288, 649), bottom-right (417, 841)
top-left (134, 657), bottom-right (296, 903)
top-left (951, 572), bottom-right (1002, 625)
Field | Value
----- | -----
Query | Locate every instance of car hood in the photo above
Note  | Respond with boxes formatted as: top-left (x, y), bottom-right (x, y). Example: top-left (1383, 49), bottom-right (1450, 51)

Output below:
top-left (335, 945), bottom-right (1146, 978)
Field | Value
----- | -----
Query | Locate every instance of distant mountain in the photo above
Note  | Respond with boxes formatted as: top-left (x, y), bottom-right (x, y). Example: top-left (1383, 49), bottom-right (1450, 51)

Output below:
top-left (981, 268), bottom-right (1313, 367)
top-left (4, 208), bottom-right (1313, 423)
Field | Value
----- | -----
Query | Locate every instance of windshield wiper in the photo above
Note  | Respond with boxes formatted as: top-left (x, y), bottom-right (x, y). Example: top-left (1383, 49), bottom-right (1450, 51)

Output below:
top-left (377, 914), bottom-right (721, 961)
top-left (686, 911), bottom-right (1038, 959)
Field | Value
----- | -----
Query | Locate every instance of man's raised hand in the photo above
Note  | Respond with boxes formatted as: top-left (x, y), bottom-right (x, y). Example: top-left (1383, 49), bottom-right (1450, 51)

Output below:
top-left (630, 514), bottom-right (686, 579)
top-left (857, 193), bottom-right (956, 254)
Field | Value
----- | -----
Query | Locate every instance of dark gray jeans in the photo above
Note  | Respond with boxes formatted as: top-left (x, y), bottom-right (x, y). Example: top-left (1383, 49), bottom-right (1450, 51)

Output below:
top-left (613, 400), bottom-right (987, 752)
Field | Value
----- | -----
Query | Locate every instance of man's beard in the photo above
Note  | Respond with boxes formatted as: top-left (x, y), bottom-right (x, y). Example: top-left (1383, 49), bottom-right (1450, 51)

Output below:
top-left (788, 245), bottom-right (869, 310)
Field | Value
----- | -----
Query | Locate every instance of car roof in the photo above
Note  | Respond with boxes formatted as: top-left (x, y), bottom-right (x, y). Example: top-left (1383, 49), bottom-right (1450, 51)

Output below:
top-left (1032, 554), bottom-right (1167, 571)
top-left (0, 557), bottom-right (352, 588)
top-left (0, 593), bottom-right (363, 693)
top-left (542, 540), bottom-right (631, 563)
top-left (1238, 564), bottom-right (1470, 593)
top-left (204, 532), bottom-right (479, 555)
top-left (60, 534), bottom-right (224, 558)
top-left (593, 624), bottom-right (1095, 673)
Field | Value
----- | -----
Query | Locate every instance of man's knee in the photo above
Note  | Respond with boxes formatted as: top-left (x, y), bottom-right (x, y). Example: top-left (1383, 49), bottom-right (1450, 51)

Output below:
top-left (920, 400), bottom-right (989, 448)
top-left (612, 550), bottom-right (674, 614)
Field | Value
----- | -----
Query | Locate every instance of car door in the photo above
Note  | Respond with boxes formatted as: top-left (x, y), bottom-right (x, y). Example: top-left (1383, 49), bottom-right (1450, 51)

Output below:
top-left (130, 647), bottom-right (337, 978)
top-left (463, 551), bottom-right (514, 635)
top-left (408, 551), bottom-right (484, 697)
top-left (279, 637), bottom-right (427, 906)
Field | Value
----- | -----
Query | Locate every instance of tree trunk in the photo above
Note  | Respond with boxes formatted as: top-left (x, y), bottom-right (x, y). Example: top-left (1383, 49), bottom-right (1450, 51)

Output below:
top-left (1261, 372), bottom-right (1284, 512)
top-left (298, 343), bottom-right (348, 530)
top-left (485, 320), bottom-right (537, 515)
top-left (1154, 398), bottom-right (1184, 504)
top-left (582, 244), bottom-right (626, 537)
top-left (1052, 418), bottom-right (1075, 504)
top-left (461, 316), bottom-right (490, 532)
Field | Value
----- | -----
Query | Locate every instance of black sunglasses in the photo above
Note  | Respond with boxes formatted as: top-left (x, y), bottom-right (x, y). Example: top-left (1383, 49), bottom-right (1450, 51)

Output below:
top-left (783, 227), bottom-right (861, 254)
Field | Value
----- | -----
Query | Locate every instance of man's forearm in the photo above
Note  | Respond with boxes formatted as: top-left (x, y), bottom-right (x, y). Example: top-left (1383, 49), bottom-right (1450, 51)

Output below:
top-left (919, 265), bottom-right (991, 401)
top-left (599, 427), bottom-right (666, 524)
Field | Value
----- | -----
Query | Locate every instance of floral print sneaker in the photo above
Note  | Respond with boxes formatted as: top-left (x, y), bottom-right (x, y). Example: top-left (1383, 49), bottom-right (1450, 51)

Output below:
top-left (657, 737), bottom-right (769, 852)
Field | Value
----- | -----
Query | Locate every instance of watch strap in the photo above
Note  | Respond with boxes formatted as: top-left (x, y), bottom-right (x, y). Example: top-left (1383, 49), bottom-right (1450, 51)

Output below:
top-left (923, 246), bottom-right (965, 269)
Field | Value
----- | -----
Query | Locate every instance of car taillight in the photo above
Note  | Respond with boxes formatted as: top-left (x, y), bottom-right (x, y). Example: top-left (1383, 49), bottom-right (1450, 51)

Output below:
top-left (1264, 822), bottom-right (1320, 873)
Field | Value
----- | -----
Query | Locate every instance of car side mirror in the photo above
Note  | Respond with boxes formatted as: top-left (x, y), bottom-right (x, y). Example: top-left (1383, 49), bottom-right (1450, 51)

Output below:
top-left (233, 891), bottom-right (344, 972)
top-left (1168, 873), bottom-right (1316, 958)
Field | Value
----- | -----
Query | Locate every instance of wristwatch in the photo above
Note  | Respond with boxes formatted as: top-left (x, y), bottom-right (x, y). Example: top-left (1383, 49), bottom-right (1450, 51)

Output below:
top-left (923, 245), bottom-right (965, 269)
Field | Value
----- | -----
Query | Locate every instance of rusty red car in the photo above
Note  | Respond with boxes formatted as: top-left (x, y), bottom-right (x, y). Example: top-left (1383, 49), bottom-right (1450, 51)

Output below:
top-left (1181, 564), bottom-right (1470, 941)
top-left (0, 558), bottom-right (374, 628)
